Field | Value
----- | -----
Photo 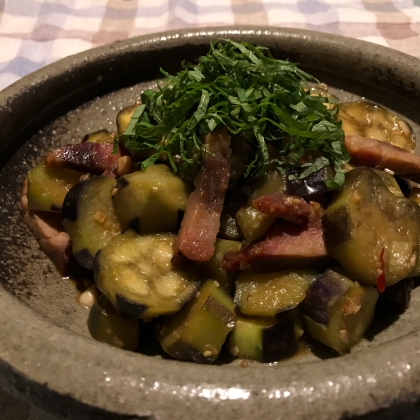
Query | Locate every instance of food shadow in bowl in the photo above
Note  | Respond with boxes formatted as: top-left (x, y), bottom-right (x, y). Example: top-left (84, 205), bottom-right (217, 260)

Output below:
top-left (1, 27), bottom-right (420, 420)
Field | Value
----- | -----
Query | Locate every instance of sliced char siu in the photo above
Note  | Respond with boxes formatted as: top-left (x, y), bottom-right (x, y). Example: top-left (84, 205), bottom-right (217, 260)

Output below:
top-left (252, 191), bottom-right (323, 225)
top-left (45, 142), bottom-right (121, 176)
top-left (172, 128), bottom-right (232, 263)
top-left (344, 135), bottom-right (420, 183)
top-left (223, 219), bottom-right (330, 272)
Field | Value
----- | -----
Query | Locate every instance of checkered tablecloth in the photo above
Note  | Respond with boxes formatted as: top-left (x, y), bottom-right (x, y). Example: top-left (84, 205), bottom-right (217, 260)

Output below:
top-left (1, 0), bottom-right (420, 419)
top-left (1, 0), bottom-right (420, 91)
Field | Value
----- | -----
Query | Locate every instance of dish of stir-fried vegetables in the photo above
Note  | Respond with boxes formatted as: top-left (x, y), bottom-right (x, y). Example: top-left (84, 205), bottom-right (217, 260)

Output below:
top-left (21, 40), bottom-right (420, 364)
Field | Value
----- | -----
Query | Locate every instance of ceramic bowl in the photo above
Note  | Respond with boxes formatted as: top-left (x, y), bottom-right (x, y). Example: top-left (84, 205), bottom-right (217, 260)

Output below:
top-left (1, 27), bottom-right (420, 420)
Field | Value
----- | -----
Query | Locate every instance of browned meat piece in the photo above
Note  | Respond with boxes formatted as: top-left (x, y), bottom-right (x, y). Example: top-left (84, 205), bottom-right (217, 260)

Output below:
top-left (252, 192), bottom-right (323, 224)
top-left (223, 219), bottom-right (331, 272)
top-left (24, 210), bottom-right (84, 277)
top-left (45, 142), bottom-right (121, 175)
top-left (344, 135), bottom-right (420, 183)
top-left (172, 128), bottom-right (232, 263)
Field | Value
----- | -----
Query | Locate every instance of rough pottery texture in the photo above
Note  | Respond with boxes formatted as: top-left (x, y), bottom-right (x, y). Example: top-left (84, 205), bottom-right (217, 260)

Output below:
top-left (0, 27), bottom-right (420, 420)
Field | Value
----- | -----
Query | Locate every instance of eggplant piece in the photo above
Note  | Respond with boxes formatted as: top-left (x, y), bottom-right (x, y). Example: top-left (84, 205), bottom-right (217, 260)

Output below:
top-left (116, 104), bottom-right (138, 135)
top-left (323, 167), bottom-right (420, 287)
top-left (248, 166), bottom-right (334, 200)
top-left (338, 101), bottom-right (415, 151)
top-left (234, 270), bottom-right (312, 317)
top-left (409, 187), bottom-right (420, 205)
top-left (284, 166), bottom-right (335, 197)
top-left (27, 163), bottom-right (83, 212)
top-left (248, 169), bottom-right (286, 201)
top-left (200, 239), bottom-right (242, 294)
top-left (378, 277), bottom-right (414, 312)
top-left (156, 279), bottom-right (236, 363)
top-left (62, 176), bottom-right (126, 270)
top-left (218, 189), bottom-right (245, 241)
top-left (83, 129), bottom-right (115, 144)
top-left (227, 310), bottom-right (302, 362)
top-left (95, 230), bottom-right (201, 319)
top-left (236, 206), bottom-right (275, 243)
top-left (373, 169), bottom-right (403, 197)
top-left (112, 164), bottom-right (191, 234)
top-left (88, 294), bottom-right (140, 351)
top-left (303, 269), bottom-right (379, 354)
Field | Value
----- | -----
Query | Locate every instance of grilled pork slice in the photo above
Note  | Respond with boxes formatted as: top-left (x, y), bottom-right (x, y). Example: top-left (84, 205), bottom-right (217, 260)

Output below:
top-left (223, 219), bottom-right (330, 272)
top-left (24, 210), bottom-right (82, 277)
top-left (344, 135), bottom-right (420, 183)
top-left (252, 192), bottom-right (323, 225)
top-left (45, 142), bottom-right (121, 176)
top-left (172, 128), bottom-right (232, 263)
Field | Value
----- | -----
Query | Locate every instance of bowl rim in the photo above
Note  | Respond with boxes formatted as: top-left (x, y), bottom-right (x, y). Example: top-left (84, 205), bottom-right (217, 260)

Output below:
top-left (1, 26), bottom-right (420, 420)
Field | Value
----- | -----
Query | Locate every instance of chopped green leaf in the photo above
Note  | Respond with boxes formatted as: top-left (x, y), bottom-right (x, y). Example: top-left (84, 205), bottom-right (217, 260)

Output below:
top-left (122, 39), bottom-right (348, 187)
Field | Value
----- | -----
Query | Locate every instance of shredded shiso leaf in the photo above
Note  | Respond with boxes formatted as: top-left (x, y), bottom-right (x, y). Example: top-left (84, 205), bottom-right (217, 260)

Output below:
top-left (121, 39), bottom-right (349, 188)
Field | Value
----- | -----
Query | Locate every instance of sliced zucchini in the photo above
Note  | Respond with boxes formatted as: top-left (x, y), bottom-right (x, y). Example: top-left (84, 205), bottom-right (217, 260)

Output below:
top-left (338, 101), bottom-right (415, 150)
top-left (62, 176), bottom-right (126, 270)
top-left (227, 310), bottom-right (302, 363)
top-left (95, 231), bottom-right (201, 319)
top-left (156, 279), bottom-right (236, 364)
top-left (200, 238), bottom-right (242, 294)
top-left (303, 269), bottom-right (378, 354)
top-left (88, 294), bottom-right (140, 351)
top-left (27, 163), bottom-right (83, 212)
top-left (112, 165), bottom-right (191, 234)
top-left (234, 270), bottom-right (312, 317)
top-left (323, 167), bottom-right (420, 287)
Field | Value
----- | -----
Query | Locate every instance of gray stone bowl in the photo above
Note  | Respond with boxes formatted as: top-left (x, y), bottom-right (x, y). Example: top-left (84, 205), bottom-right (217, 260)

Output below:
top-left (0, 27), bottom-right (420, 420)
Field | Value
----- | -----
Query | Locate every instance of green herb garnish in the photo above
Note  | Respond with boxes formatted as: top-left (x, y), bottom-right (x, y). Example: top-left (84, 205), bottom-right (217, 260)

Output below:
top-left (122, 39), bottom-right (349, 188)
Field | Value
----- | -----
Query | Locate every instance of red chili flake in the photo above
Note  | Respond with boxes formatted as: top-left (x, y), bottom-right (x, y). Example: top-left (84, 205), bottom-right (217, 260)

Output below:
top-left (376, 248), bottom-right (386, 293)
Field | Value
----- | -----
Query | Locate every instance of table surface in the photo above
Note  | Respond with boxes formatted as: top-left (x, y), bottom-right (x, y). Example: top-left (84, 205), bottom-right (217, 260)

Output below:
top-left (1, 0), bottom-right (420, 418)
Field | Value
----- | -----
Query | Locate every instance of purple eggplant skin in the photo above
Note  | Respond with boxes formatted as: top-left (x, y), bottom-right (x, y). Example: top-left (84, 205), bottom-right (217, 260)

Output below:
top-left (379, 277), bottom-right (414, 313)
top-left (61, 178), bottom-right (85, 222)
top-left (262, 317), bottom-right (298, 363)
top-left (285, 166), bottom-right (333, 197)
top-left (73, 248), bottom-right (95, 271)
top-left (322, 206), bottom-right (351, 250)
top-left (303, 269), bottom-right (351, 325)
top-left (94, 250), bottom-right (148, 319)
top-left (115, 295), bottom-right (148, 319)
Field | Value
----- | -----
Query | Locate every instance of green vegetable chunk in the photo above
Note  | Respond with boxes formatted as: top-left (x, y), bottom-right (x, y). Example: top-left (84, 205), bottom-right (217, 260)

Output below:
top-left (235, 270), bottom-right (313, 317)
top-left (200, 239), bottom-right (242, 294)
top-left (27, 163), bottom-right (82, 212)
top-left (95, 231), bottom-right (201, 319)
top-left (323, 167), bottom-right (420, 287)
top-left (62, 176), bottom-right (126, 269)
top-left (88, 294), bottom-right (140, 351)
top-left (303, 269), bottom-right (378, 354)
top-left (83, 129), bottom-right (115, 144)
top-left (338, 101), bottom-right (415, 151)
top-left (116, 104), bottom-right (138, 135)
top-left (156, 279), bottom-right (236, 364)
top-left (112, 164), bottom-right (191, 233)
top-left (227, 311), bottom-right (302, 363)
